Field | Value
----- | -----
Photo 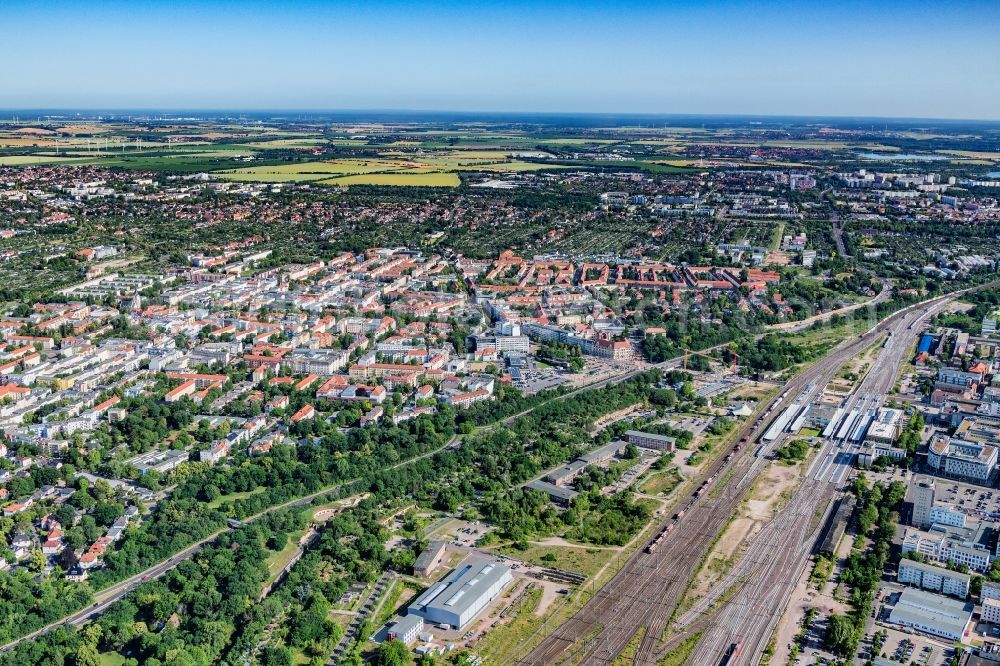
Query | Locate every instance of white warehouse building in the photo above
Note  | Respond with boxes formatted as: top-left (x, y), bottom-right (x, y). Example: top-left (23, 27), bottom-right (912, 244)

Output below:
top-left (888, 588), bottom-right (972, 641)
top-left (408, 558), bottom-right (513, 629)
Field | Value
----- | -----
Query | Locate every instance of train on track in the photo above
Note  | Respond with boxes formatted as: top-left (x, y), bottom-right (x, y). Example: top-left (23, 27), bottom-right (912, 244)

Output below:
top-left (645, 521), bottom-right (676, 553)
top-left (695, 475), bottom-right (716, 498)
top-left (645, 438), bottom-right (750, 554)
top-left (718, 641), bottom-right (742, 665)
top-left (725, 439), bottom-right (747, 462)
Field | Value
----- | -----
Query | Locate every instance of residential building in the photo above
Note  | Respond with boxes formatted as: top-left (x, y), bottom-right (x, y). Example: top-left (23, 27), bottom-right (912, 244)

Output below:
top-left (935, 367), bottom-right (983, 393)
top-left (283, 349), bottom-right (349, 375)
top-left (897, 558), bottom-right (971, 598)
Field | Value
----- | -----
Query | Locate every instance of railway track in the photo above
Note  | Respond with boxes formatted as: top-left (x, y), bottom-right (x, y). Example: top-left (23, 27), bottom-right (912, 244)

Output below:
top-left (521, 290), bottom-right (967, 666)
top-left (520, 351), bottom-right (854, 665)
top-left (681, 295), bottom-right (955, 666)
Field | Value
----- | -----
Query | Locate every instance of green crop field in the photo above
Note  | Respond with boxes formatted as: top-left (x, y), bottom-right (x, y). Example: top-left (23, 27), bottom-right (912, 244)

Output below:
top-left (450, 160), bottom-right (571, 172)
top-left (215, 171), bottom-right (334, 182)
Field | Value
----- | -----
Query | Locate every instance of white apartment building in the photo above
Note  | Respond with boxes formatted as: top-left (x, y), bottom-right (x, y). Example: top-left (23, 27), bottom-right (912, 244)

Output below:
top-left (982, 581), bottom-right (1000, 624)
top-left (897, 558), bottom-right (970, 598)
top-left (930, 505), bottom-right (966, 529)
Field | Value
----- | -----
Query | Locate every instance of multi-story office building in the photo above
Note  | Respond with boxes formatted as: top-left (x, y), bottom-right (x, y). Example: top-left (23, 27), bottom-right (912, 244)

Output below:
top-left (929, 505), bottom-right (966, 529)
top-left (912, 478), bottom-right (935, 529)
top-left (902, 524), bottom-right (993, 573)
top-left (982, 581), bottom-right (1000, 625)
top-left (927, 435), bottom-right (997, 483)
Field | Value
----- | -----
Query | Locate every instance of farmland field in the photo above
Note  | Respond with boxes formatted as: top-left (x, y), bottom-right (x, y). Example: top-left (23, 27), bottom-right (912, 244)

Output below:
top-left (0, 155), bottom-right (87, 166)
top-left (216, 158), bottom-right (419, 180)
top-left (213, 152), bottom-right (570, 185)
top-left (240, 137), bottom-right (329, 149)
top-left (215, 171), bottom-right (334, 182)
top-left (319, 172), bottom-right (461, 187)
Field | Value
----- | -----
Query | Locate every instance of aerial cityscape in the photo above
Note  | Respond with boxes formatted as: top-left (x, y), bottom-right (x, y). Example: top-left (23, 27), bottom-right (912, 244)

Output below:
top-left (2, 3), bottom-right (1000, 666)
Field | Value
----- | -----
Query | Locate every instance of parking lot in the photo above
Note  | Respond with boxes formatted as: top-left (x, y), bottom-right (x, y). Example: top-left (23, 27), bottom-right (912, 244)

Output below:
top-left (789, 608), bottom-right (959, 666)
top-left (449, 522), bottom-right (492, 547)
top-left (935, 480), bottom-right (1000, 522)
top-left (870, 625), bottom-right (957, 666)
top-left (865, 464), bottom-right (914, 489)
top-left (513, 366), bottom-right (569, 394)
top-left (664, 414), bottom-right (712, 437)
top-left (427, 518), bottom-right (494, 548)
top-left (789, 609), bottom-right (839, 665)
top-left (604, 450), bottom-right (659, 494)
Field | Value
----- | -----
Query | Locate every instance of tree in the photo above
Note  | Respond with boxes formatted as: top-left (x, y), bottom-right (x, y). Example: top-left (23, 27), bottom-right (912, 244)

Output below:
top-left (857, 499), bottom-right (878, 535)
top-left (453, 651), bottom-right (476, 666)
top-left (261, 646), bottom-right (294, 666)
top-left (267, 532), bottom-right (288, 551)
top-left (74, 643), bottom-right (101, 666)
top-left (824, 614), bottom-right (856, 656)
top-left (987, 558), bottom-right (1000, 582)
top-left (29, 549), bottom-right (47, 574)
top-left (203, 484), bottom-right (221, 503)
top-left (54, 505), bottom-right (76, 528)
top-left (93, 501), bottom-right (125, 527)
top-left (74, 624), bottom-right (103, 666)
top-left (377, 639), bottom-right (410, 666)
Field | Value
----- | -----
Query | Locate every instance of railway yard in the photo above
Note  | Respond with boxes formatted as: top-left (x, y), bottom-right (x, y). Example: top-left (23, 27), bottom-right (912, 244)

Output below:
top-left (521, 293), bottom-right (958, 666)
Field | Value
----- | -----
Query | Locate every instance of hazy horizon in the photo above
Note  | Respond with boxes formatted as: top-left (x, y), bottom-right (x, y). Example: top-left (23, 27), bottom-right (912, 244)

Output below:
top-left (4, 109), bottom-right (1000, 124)
top-left (5, 0), bottom-right (1000, 120)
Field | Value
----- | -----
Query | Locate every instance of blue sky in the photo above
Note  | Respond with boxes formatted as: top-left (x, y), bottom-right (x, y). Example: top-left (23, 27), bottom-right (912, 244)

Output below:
top-left (4, 0), bottom-right (999, 119)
